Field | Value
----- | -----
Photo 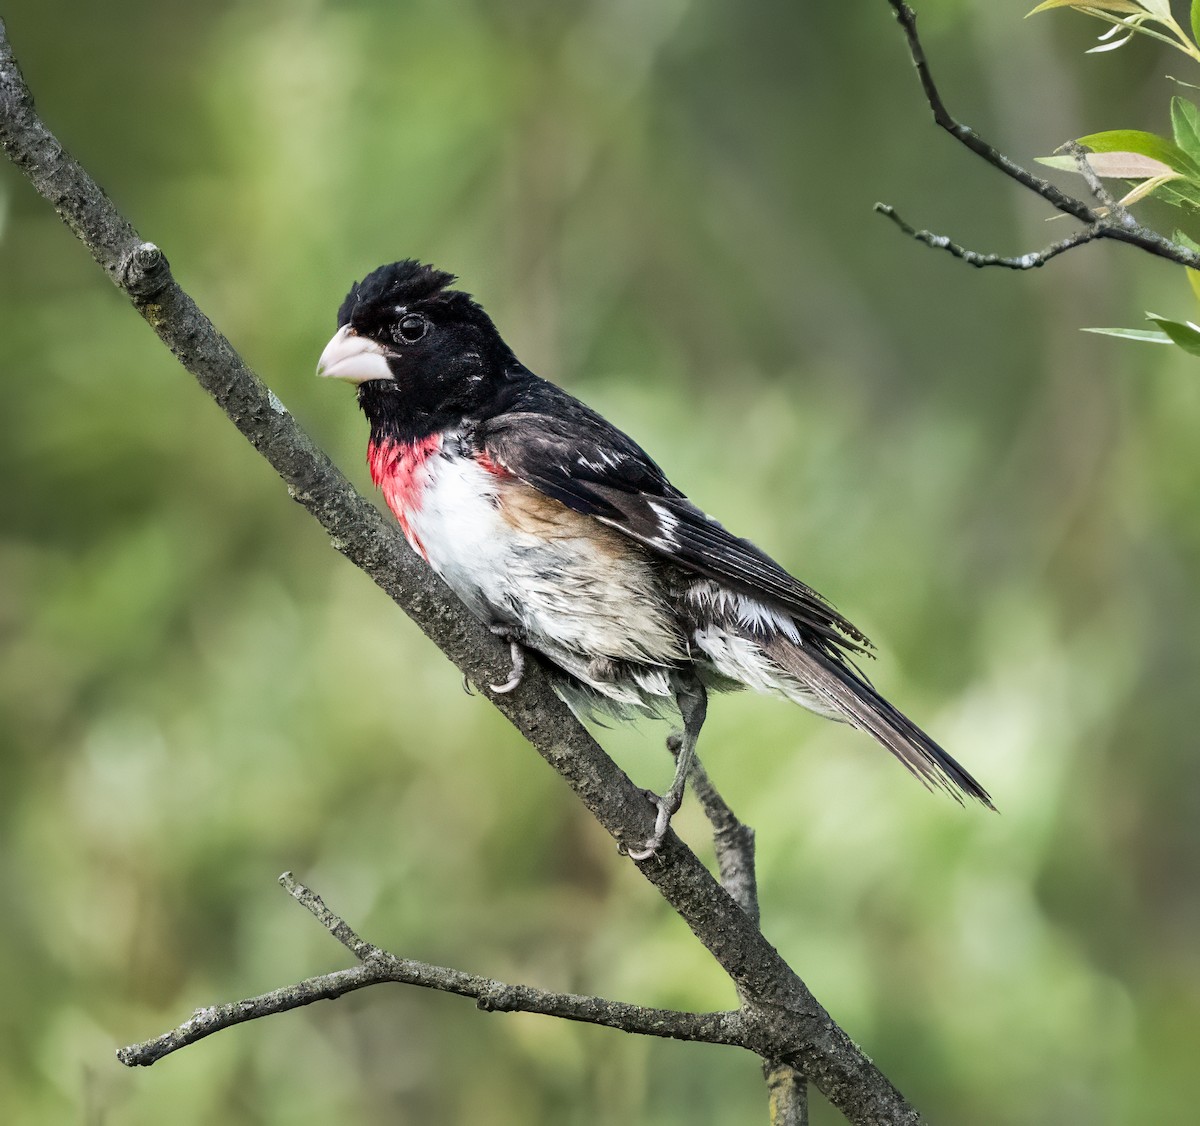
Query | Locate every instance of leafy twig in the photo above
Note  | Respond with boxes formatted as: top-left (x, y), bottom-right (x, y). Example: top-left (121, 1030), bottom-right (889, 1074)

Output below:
top-left (880, 0), bottom-right (1200, 269)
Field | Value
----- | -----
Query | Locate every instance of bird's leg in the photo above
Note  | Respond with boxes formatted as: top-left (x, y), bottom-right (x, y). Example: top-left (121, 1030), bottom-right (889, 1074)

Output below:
top-left (627, 679), bottom-right (708, 861)
top-left (488, 624), bottom-right (527, 694)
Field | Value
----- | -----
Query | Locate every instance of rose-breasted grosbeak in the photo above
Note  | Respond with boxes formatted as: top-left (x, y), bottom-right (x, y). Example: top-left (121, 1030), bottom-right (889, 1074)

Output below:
top-left (318, 260), bottom-right (993, 857)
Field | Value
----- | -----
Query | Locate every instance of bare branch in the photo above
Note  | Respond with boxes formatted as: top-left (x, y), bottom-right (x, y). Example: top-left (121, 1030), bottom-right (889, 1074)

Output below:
top-left (1, 18), bottom-right (922, 1124)
top-left (874, 203), bottom-right (1105, 268)
top-left (117, 874), bottom-right (748, 1067)
top-left (881, 0), bottom-right (1200, 270)
top-left (280, 871), bottom-right (379, 961)
top-left (691, 753), bottom-right (761, 926)
top-left (688, 762), bottom-right (809, 1125)
top-left (1064, 141), bottom-right (1124, 216)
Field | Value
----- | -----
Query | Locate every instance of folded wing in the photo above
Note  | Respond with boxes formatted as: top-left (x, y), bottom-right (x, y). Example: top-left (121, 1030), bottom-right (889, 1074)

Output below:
top-left (479, 387), bottom-right (869, 659)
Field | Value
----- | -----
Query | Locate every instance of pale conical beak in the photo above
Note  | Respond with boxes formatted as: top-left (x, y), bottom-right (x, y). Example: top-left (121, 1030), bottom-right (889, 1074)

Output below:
top-left (316, 325), bottom-right (394, 384)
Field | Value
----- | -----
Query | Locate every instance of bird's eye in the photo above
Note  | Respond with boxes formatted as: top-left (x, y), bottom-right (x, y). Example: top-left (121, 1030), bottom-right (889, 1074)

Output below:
top-left (393, 313), bottom-right (429, 345)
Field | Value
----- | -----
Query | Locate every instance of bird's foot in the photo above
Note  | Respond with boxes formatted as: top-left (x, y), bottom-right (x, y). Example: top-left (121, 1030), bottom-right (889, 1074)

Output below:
top-left (489, 626), bottom-right (526, 694)
top-left (626, 682), bottom-right (706, 861)
top-left (625, 788), bottom-right (681, 861)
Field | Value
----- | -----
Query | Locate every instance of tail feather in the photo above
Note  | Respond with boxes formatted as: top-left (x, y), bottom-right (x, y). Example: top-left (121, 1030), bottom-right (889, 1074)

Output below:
top-left (762, 636), bottom-right (995, 810)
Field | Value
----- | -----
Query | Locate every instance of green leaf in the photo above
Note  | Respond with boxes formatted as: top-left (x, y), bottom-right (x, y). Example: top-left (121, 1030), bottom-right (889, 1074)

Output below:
top-left (1036, 155), bottom-right (1086, 172)
top-left (1171, 98), bottom-right (1200, 163)
top-left (1148, 316), bottom-right (1200, 356)
top-left (1193, 0), bottom-right (1200, 50)
top-left (1028, 1), bottom-right (1147, 13)
top-left (1138, 0), bottom-right (1172, 20)
top-left (1076, 129), bottom-right (1200, 178)
top-left (1155, 179), bottom-right (1200, 211)
top-left (1187, 267), bottom-right (1200, 305)
top-left (1174, 229), bottom-right (1200, 254)
top-left (1081, 326), bottom-right (1174, 343)
top-left (1118, 174), bottom-right (1179, 208)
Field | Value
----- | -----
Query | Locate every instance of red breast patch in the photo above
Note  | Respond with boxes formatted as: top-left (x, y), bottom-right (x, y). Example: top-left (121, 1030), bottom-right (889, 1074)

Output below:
top-left (368, 434), bottom-right (444, 560)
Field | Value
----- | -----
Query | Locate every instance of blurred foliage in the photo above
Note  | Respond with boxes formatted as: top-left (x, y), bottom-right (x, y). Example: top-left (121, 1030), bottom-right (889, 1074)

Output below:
top-left (2, 0), bottom-right (1200, 1122)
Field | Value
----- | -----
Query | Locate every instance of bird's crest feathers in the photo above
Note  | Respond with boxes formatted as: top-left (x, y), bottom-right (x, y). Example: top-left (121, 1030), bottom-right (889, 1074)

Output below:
top-left (338, 260), bottom-right (461, 328)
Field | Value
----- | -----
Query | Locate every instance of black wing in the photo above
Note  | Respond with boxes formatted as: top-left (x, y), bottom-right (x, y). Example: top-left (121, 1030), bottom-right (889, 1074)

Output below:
top-left (477, 379), bottom-right (871, 658)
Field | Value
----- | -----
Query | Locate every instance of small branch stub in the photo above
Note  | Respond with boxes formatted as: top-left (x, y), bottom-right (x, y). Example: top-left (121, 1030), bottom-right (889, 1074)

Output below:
top-left (120, 241), bottom-right (171, 300)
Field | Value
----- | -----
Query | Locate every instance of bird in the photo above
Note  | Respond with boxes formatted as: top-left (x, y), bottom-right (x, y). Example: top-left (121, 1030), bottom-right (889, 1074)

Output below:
top-left (317, 259), bottom-right (993, 858)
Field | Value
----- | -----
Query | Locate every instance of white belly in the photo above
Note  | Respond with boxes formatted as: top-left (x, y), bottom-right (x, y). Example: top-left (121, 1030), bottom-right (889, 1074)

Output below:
top-left (393, 452), bottom-right (685, 702)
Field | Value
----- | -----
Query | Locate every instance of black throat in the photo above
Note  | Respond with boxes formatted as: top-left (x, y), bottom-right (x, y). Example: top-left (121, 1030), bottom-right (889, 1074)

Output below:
top-left (357, 380), bottom-right (460, 446)
top-left (357, 365), bottom-right (540, 447)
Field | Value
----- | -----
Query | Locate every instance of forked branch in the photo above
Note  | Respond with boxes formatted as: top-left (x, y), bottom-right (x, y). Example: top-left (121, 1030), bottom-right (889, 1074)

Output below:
top-left (116, 873), bottom-right (750, 1068)
top-left (880, 0), bottom-right (1200, 270)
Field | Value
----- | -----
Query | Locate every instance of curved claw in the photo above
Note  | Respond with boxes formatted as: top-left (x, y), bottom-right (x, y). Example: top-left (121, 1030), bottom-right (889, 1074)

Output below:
top-left (489, 639), bottom-right (525, 695)
top-left (626, 793), bottom-right (673, 861)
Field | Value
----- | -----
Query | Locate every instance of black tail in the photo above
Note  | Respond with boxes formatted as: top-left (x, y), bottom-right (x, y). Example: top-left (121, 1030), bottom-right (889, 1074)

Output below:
top-left (762, 637), bottom-right (995, 809)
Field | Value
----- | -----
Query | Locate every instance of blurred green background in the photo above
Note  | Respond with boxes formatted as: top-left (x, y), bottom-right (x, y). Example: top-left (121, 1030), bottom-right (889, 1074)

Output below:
top-left (3, 0), bottom-right (1199, 1122)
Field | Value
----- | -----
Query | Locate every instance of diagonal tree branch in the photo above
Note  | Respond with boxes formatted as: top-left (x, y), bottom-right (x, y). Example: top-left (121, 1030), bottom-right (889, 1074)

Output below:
top-left (1, 19), bottom-right (920, 1124)
top-left (880, 0), bottom-right (1200, 270)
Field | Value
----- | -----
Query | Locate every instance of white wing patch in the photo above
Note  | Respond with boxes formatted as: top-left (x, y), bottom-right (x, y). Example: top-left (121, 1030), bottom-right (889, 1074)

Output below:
top-left (685, 581), bottom-right (801, 642)
top-left (645, 499), bottom-right (682, 552)
top-left (573, 448), bottom-right (624, 474)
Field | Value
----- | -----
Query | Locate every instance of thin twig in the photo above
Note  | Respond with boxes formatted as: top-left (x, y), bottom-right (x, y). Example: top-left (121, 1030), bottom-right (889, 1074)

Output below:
top-left (690, 754), bottom-right (760, 926)
top-left (280, 872), bottom-right (378, 961)
top-left (1065, 141), bottom-right (1124, 217)
top-left (690, 756), bottom-right (808, 1125)
top-left (880, 0), bottom-right (1200, 269)
top-left (874, 204), bottom-right (1105, 269)
top-left (117, 875), bottom-right (748, 1067)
